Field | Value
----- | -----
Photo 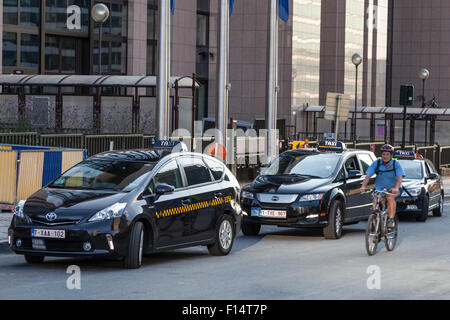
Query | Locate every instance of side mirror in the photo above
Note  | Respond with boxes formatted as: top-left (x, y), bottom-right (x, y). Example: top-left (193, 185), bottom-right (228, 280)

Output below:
top-left (155, 184), bottom-right (175, 195)
top-left (348, 170), bottom-right (363, 179)
top-left (428, 172), bottom-right (439, 180)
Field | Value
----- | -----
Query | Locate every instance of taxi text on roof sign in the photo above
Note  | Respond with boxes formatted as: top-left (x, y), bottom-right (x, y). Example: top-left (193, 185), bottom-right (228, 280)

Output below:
top-left (394, 150), bottom-right (421, 160)
top-left (317, 140), bottom-right (346, 153)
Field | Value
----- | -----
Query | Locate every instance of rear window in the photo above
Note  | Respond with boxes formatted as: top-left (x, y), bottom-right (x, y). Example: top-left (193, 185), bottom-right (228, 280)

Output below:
top-left (203, 157), bottom-right (224, 180)
top-left (179, 157), bottom-right (213, 186)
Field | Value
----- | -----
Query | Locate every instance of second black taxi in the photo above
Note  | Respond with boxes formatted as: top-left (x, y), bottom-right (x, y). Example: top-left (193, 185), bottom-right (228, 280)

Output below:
top-left (394, 150), bottom-right (444, 222)
top-left (240, 141), bottom-right (377, 239)
top-left (9, 141), bottom-right (243, 269)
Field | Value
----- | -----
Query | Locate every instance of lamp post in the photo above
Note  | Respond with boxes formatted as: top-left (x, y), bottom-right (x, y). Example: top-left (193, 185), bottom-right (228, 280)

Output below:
top-left (351, 53), bottom-right (362, 142)
top-left (419, 68), bottom-right (429, 108)
top-left (292, 110), bottom-right (297, 140)
top-left (419, 68), bottom-right (430, 145)
top-left (91, 3), bottom-right (110, 75)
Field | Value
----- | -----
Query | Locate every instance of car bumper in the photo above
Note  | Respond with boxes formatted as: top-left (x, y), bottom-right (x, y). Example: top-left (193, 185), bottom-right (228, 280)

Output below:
top-left (396, 196), bottom-right (422, 213)
top-left (241, 200), bottom-right (328, 228)
top-left (8, 217), bottom-right (129, 258)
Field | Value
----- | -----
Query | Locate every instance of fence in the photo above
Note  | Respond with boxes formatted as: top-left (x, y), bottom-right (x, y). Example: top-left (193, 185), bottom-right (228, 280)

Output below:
top-left (0, 145), bottom-right (86, 206)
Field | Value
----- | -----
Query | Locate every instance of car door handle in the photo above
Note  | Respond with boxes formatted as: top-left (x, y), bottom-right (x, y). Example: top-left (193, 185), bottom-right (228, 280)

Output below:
top-left (181, 199), bottom-right (191, 206)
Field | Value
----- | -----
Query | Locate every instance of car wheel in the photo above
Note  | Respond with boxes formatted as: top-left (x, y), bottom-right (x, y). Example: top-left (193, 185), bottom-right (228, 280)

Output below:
top-left (416, 195), bottom-right (429, 222)
top-left (124, 221), bottom-right (145, 269)
top-left (241, 221), bottom-right (261, 236)
top-left (24, 255), bottom-right (45, 264)
top-left (323, 200), bottom-right (344, 240)
top-left (432, 193), bottom-right (443, 217)
top-left (208, 215), bottom-right (235, 256)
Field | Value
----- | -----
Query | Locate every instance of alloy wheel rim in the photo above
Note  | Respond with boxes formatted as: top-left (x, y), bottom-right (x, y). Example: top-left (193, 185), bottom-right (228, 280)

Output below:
top-left (219, 220), bottom-right (232, 250)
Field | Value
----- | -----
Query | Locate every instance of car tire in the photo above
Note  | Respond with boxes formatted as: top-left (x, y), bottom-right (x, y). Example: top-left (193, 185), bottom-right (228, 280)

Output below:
top-left (241, 221), bottom-right (261, 236)
top-left (433, 193), bottom-right (443, 217)
top-left (24, 255), bottom-right (45, 264)
top-left (416, 195), bottom-right (429, 222)
top-left (323, 200), bottom-right (344, 240)
top-left (124, 221), bottom-right (145, 269)
top-left (208, 215), bottom-right (235, 256)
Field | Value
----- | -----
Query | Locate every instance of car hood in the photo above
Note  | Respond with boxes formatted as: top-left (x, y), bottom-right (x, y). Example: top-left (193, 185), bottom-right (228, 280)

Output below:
top-left (402, 179), bottom-right (423, 189)
top-left (249, 175), bottom-right (330, 193)
top-left (23, 188), bottom-right (128, 221)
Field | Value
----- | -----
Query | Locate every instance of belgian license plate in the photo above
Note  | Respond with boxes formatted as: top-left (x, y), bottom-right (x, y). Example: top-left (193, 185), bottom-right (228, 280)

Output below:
top-left (31, 229), bottom-right (65, 239)
top-left (407, 205), bottom-right (418, 210)
top-left (251, 208), bottom-right (287, 219)
top-left (32, 238), bottom-right (46, 250)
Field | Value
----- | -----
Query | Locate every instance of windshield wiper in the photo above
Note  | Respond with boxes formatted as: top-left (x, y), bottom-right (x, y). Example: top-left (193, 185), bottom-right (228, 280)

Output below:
top-left (290, 174), bottom-right (322, 179)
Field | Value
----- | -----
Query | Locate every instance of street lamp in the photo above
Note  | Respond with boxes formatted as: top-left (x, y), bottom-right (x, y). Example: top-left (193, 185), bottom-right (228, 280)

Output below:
top-left (292, 110), bottom-right (297, 140)
top-left (419, 68), bottom-right (430, 145)
top-left (91, 3), bottom-right (110, 74)
top-left (419, 68), bottom-right (429, 108)
top-left (351, 53), bottom-right (362, 142)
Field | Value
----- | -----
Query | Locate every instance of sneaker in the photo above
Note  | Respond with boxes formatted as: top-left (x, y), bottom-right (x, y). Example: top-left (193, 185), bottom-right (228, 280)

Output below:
top-left (386, 218), bottom-right (396, 229)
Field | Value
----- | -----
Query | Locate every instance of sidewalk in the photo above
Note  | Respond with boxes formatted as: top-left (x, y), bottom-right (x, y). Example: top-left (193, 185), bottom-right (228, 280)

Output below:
top-left (1, 177), bottom-right (450, 246)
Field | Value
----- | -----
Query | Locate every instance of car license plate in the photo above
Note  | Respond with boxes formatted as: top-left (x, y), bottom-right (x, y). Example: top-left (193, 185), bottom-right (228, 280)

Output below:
top-left (407, 205), bottom-right (418, 210)
top-left (31, 229), bottom-right (65, 239)
top-left (251, 208), bottom-right (287, 219)
top-left (32, 238), bottom-right (46, 250)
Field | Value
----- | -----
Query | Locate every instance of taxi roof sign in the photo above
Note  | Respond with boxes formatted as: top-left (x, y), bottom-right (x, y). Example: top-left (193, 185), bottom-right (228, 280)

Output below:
top-left (153, 140), bottom-right (187, 156)
top-left (317, 140), bottom-right (346, 153)
top-left (394, 150), bottom-right (417, 160)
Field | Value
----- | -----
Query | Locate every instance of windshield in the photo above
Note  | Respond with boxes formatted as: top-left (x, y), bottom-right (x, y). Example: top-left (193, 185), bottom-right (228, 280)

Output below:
top-left (398, 160), bottom-right (423, 180)
top-left (262, 153), bottom-right (341, 179)
top-left (48, 160), bottom-right (156, 191)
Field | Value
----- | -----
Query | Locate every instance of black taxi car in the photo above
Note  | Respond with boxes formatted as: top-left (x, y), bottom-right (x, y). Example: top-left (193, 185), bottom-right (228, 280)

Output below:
top-left (8, 141), bottom-right (243, 269)
top-left (394, 150), bottom-right (444, 222)
top-left (240, 141), bottom-right (377, 239)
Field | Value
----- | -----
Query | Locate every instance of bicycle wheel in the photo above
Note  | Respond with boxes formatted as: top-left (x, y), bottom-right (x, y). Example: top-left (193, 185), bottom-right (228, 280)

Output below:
top-left (365, 214), bottom-right (379, 256)
top-left (385, 215), bottom-right (399, 251)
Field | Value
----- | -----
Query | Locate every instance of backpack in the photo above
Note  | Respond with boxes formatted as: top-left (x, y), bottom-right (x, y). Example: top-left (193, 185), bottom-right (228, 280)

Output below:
top-left (375, 158), bottom-right (397, 176)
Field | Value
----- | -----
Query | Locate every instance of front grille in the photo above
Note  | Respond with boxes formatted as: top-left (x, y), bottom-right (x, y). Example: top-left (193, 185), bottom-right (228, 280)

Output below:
top-left (21, 238), bottom-right (86, 252)
top-left (28, 216), bottom-right (80, 226)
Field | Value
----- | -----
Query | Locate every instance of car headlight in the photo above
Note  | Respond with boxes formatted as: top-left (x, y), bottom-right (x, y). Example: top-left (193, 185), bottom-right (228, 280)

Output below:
top-left (241, 191), bottom-right (254, 200)
top-left (88, 202), bottom-right (127, 222)
top-left (14, 200), bottom-right (26, 219)
top-left (299, 193), bottom-right (323, 202)
top-left (402, 188), bottom-right (421, 197)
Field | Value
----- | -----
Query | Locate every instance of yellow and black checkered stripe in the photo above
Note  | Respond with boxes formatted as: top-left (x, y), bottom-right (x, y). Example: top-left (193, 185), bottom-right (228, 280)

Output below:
top-left (156, 195), bottom-right (232, 219)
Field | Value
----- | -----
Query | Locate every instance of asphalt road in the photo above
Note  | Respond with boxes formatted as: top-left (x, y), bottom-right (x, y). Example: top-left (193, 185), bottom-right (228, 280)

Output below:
top-left (1, 203), bottom-right (450, 300)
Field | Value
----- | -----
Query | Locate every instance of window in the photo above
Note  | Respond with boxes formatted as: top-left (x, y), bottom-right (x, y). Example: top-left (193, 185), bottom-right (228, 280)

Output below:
top-left (424, 162), bottom-right (431, 177)
top-left (20, 0), bottom-right (40, 27)
top-left (2, 32), bottom-right (17, 67)
top-left (358, 153), bottom-right (374, 173)
top-left (45, 35), bottom-right (81, 73)
top-left (426, 160), bottom-right (437, 173)
top-left (179, 157), bottom-right (212, 186)
top-left (203, 157), bottom-right (224, 181)
top-left (147, 1), bottom-right (157, 78)
top-left (20, 34), bottom-right (39, 68)
top-left (344, 156), bottom-right (361, 173)
top-left (3, 0), bottom-right (18, 25)
top-left (46, 0), bottom-right (89, 32)
top-left (154, 160), bottom-right (183, 189)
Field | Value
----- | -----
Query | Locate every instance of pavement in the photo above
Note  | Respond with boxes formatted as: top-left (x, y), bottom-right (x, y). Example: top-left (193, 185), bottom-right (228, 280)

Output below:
top-left (1, 176), bottom-right (450, 249)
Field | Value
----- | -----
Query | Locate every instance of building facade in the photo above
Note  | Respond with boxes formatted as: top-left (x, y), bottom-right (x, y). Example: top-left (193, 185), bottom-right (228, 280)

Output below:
top-left (0, 0), bottom-right (448, 142)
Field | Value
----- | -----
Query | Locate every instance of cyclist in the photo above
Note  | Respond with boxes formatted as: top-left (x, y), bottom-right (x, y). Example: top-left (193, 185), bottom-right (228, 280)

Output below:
top-left (360, 144), bottom-right (405, 229)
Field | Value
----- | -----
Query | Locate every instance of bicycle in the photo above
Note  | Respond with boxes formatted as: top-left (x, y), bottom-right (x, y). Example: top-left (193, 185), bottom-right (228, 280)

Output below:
top-left (363, 189), bottom-right (399, 256)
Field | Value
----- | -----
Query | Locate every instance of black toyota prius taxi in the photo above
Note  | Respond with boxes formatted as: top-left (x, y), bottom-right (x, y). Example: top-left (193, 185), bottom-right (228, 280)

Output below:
top-left (8, 141), bottom-right (243, 269)
top-left (394, 150), bottom-right (444, 222)
top-left (240, 141), bottom-right (377, 239)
